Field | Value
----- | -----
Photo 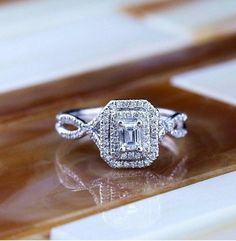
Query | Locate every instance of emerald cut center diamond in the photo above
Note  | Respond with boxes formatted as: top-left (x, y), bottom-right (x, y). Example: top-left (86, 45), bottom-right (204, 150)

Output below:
top-left (118, 119), bottom-right (142, 151)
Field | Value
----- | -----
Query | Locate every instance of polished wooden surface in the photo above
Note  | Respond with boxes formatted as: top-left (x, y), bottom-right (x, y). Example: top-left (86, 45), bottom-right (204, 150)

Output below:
top-left (0, 75), bottom-right (236, 239)
top-left (0, 33), bottom-right (236, 124)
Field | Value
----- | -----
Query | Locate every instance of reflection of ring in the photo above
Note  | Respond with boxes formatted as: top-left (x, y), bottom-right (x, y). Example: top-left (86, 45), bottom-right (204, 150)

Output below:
top-left (55, 99), bottom-right (187, 168)
top-left (55, 137), bottom-right (187, 205)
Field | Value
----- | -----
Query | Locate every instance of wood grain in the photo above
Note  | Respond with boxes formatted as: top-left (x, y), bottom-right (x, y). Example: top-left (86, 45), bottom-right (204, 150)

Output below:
top-left (1, 34), bottom-right (236, 124)
top-left (122, 0), bottom-right (193, 17)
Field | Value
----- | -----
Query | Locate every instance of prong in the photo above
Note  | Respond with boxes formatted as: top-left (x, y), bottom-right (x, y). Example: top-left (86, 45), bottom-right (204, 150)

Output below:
top-left (118, 120), bottom-right (124, 127)
top-left (120, 146), bottom-right (126, 152)
top-left (137, 120), bottom-right (142, 127)
top-left (137, 146), bottom-right (143, 152)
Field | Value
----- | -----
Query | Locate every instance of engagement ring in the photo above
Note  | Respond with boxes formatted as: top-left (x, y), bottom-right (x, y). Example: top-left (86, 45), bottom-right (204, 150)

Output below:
top-left (55, 100), bottom-right (187, 168)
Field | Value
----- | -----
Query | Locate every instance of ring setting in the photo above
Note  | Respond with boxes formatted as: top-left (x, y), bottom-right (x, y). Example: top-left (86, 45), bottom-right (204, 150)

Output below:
top-left (56, 99), bottom-right (187, 168)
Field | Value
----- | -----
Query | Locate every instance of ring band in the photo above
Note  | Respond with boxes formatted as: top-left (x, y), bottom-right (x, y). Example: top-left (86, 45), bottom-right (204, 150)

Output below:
top-left (55, 99), bottom-right (187, 168)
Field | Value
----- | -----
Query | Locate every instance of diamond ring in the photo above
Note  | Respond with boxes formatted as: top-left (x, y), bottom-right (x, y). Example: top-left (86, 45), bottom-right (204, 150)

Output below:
top-left (55, 100), bottom-right (187, 168)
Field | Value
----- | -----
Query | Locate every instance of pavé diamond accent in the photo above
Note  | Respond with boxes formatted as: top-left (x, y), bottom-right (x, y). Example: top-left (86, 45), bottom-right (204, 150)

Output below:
top-left (99, 100), bottom-right (159, 168)
top-left (55, 114), bottom-right (87, 139)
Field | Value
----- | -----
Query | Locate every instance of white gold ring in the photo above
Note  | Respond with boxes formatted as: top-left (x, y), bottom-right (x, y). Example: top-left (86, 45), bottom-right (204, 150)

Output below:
top-left (55, 99), bottom-right (188, 168)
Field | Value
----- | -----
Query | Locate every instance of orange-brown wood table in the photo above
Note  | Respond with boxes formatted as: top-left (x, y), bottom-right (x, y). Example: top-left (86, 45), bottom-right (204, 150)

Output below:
top-left (0, 37), bottom-right (236, 239)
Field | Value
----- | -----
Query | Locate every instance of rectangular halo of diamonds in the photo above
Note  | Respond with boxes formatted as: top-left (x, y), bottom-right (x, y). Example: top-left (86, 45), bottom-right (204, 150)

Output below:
top-left (100, 100), bottom-right (159, 168)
